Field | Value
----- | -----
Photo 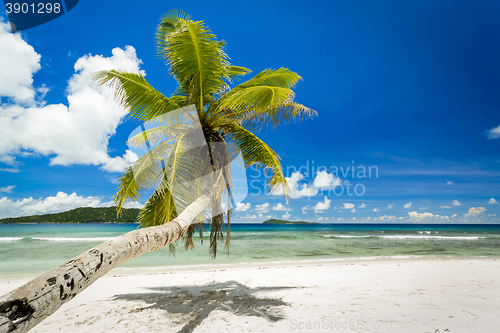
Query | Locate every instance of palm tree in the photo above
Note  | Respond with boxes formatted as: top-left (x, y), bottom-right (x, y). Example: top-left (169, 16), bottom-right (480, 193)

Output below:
top-left (93, 10), bottom-right (316, 257)
top-left (0, 11), bottom-right (315, 333)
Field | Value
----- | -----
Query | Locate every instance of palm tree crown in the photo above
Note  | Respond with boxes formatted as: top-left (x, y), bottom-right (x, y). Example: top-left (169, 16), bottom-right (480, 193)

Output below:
top-left (93, 10), bottom-right (316, 257)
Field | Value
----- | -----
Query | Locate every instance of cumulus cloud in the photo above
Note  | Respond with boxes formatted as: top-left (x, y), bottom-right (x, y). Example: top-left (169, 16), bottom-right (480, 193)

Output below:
top-left (272, 172), bottom-right (317, 198)
top-left (314, 196), bottom-right (331, 212)
top-left (234, 202), bottom-right (251, 212)
top-left (272, 203), bottom-right (290, 211)
top-left (408, 211), bottom-right (435, 221)
top-left (0, 185), bottom-right (15, 193)
top-left (387, 204), bottom-right (395, 209)
top-left (342, 203), bottom-right (354, 209)
top-left (302, 205), bottom-right (309, 214)
top-left (446, 181), bottom-right (454, 185)
top-left (373, 208), bottom-right (380, 212)
top-left (282, 212), bottom-right (290, 219)
top-left (468, 207), bottom-right (486, 216)
top-left (0, 23), bottom-right (143, 173)
top-left (358, 203), bottom-right (367, 208)
top-left (312, 170), bottom-right (341, 190)
top-left (351, 208), bottom-right (356, 213)
top-left (452, 200), bottom-right (462, 207)
top-left (403, 202), bottom-right (412, 209)
top-left (419, 206), bottom-right (428, 210)
top-left (486, 125), bottom-right (500, 139)
top-left (272, 171), bottom-right (340, 199)
top-left (255, 202), bottom-right (270, 213)
top-left (372, 215), bottom-right (396, 222)
top-left (0, 20), bottom-right (41, 105)
top-left (440, 205), bottom-right (452, 209)
top-left (0, 191), bottom-right (120, 219)
top-left (488, 198), bottom-right (497, 204)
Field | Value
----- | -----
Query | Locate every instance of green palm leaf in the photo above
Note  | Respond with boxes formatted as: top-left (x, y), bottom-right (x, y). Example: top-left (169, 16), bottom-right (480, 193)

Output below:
top-left (223, 124), bottom-right (289, 200)
top-left (92, 70), bottom-right (186, 121)
top-left (156, 11), bottom-right (230, 113)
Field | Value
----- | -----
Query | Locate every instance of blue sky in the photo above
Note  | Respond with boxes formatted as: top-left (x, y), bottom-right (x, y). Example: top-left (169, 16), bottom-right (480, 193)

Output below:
top-left (1, 0), bottom-right (500, 223)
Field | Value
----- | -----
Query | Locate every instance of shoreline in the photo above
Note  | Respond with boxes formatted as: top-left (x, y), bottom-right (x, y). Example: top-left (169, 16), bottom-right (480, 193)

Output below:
top-left (1, 255), bottom-right (499, 283)
top-left (1, 257), bottom-right (499, 332)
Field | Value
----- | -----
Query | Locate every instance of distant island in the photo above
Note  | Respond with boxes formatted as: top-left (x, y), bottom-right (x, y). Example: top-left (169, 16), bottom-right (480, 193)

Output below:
top-left (0, 207), bottom-right (140, 223)
top-left (262, 219), bottom-right (319, 224)
top-left (1, 210), bottom-right (321, 224)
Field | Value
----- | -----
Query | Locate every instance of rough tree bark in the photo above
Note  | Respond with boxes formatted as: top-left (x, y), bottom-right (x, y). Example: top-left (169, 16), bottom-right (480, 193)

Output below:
top-left (0, 178), bottom-right (213, 333)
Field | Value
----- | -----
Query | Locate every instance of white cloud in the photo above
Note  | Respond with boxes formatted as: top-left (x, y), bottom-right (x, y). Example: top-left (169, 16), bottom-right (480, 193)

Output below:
top-left (387, 203), bottom-right (395, 209)
top-left (488, 198), bottom-right (497, 204)
top-left (314, 196), bottom-right (331, 212)
top-left (358, 203), bottom-right (367, 208)
top-left (373, 215), bottom-right (396, 222)
top-left (351, 208), bottom-right (356, 213)
top-left (408, 211), bottom-right (435, 221)
top-left (272, 203), bottom-right (290, 211)
top-left (342, 203), bottom-right (354, 209)
top-left (403, 202), bottom-right (412, 209)
top-left (446, 181), bottom-right (454, 185)
top-left (0, 20), bottom-right (41, 105)
top-left (282, 212), bottom-right (290, 219)
top-left (419, 206), bottom-right (428, 210)
top-left (0, 191), bottom-right (119, 219)
top-left (0, 185), bottom-right (15, 193)
top-left (272, 172), bottom-right (317, 198)
top-left (452, 200), bottom-right (462, 207)
top-left (440, 205), bottom-right (452, 209)
top-left (0, 24), bottom-right (143, 173)
top-left (234, 202), bottom-right (251, 212)
top-left (100, 150), bottom-right (139, 173)
top-left (272, 171), bottom-right (340, 199)
top-left (302, 205), bottom-right (309, 214)
top-left (373, 207), bottom-right (380, 212)
top-left (255, 202), bottom-right (270, 213)
top-left (486, 125), bottom-right (500, 139)
top-left (468, 207), bottom-right (486, 216)
top-left (313, 170), bottom-right (341, 190)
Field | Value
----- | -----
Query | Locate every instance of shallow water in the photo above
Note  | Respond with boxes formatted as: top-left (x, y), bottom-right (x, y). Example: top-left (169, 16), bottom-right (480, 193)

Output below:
top-left (1, 223), bottom-right (499, 277)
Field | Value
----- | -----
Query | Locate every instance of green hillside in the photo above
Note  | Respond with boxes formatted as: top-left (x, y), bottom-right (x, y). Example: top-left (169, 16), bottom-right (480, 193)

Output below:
top-left (0, 207), bottom-right (140, 223)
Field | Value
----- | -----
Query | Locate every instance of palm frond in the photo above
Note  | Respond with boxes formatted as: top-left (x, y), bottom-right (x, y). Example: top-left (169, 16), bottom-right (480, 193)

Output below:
top-left (137, 186), bottom-right (178, 228)
top-left (157, 10), bottom-right (191, 34)
top-left (156, 14), bottom-right (230, 113)
top-left (228, 65), bottom-right (251, 78)
top-left (92, 70), bottom-right (187, 121)
top-left (213, 68), bottom-right (304, 122)
top-left (223, 124), bottom-right (289, 200)
top-left (235, 68), bottom-right (301, 89)
top-left (218, 86), bottom-right (293, 113)
top-left (239, 102), bottom-right (317, 131)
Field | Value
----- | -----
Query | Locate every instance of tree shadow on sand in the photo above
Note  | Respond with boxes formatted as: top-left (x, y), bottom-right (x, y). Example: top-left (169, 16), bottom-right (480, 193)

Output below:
top-left (112, 280), bottom-right (295, 333)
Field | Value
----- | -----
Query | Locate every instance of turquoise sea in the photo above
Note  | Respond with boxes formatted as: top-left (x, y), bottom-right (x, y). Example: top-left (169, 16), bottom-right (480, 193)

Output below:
top-left (1, 223), bottom-right (500, 277)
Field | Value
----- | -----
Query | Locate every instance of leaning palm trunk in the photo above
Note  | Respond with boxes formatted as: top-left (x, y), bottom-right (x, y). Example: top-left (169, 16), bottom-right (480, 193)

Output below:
top-left (0, 177), bottom-right (214, 333)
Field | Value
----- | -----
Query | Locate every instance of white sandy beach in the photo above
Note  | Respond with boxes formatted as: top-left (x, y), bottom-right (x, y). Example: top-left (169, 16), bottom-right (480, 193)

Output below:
top-left (1, 258), bottom-right (499, 333)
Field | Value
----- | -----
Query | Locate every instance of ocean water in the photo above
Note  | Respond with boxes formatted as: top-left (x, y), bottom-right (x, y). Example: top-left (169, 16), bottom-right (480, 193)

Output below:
top-left (1, 223), bottom-right (500, 277)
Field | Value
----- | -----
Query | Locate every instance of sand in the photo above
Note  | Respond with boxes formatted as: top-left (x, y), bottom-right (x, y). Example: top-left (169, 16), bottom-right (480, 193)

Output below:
top-left (1, 258), bottom-right (499, 333)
